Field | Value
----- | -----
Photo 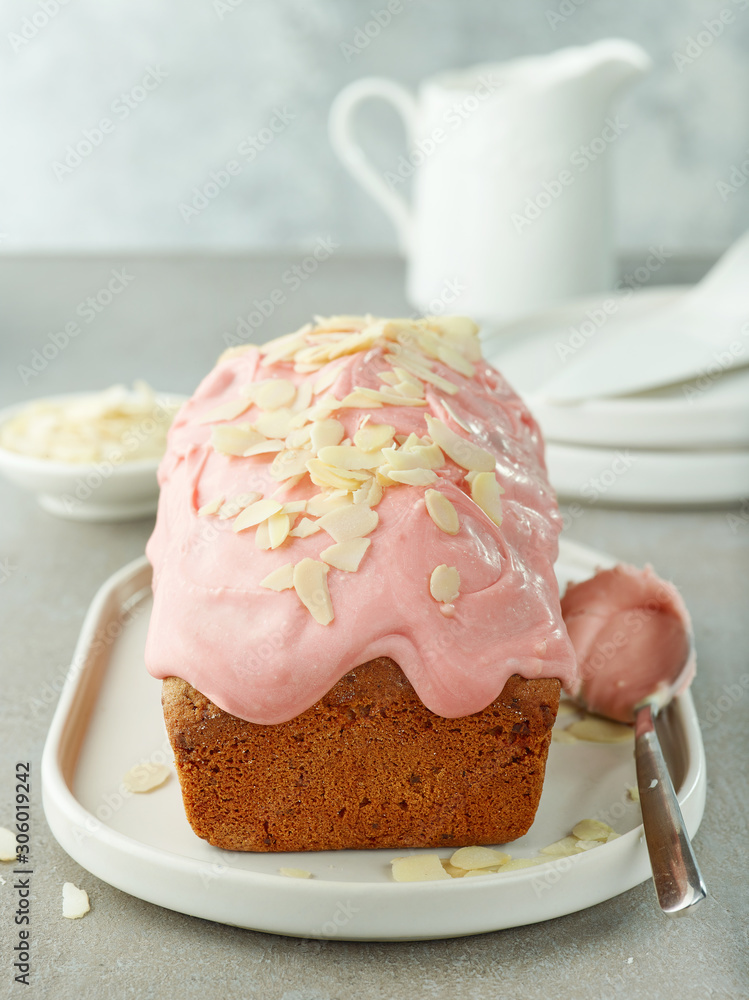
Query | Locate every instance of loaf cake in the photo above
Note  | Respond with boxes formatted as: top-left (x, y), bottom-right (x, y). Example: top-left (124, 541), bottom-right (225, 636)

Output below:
top-left (145, 314), bottom-right (578, 852)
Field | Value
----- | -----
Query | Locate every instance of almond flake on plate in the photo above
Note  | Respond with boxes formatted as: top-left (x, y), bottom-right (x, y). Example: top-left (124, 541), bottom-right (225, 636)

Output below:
top-left (430, 565), bottom-right (460, 603)
top-left (122, 762), bottom-right (171, 793)
top-left (540, 836), bottom-right (584, 857)
top-left (572, 819), bottom-right (615, 842)
top-left (449, 846), bottom-right (511, 870)
top-left (567, 717), bottom-right (634, 744)
top-left (233, 499), bottom-right (283, 532)
top-left (496, 857), bottom-right (546, 872)
top-left (390, 855), bottom-right (451, 882)
top-left (279, 867), bottom-right (312, 879)
top-left (62, 883), bottom-right (90, 919)
top-left (293, 558), bottom-right (334, 625)
top-left (425, 416), bottom-right (495, 472)
top-left (320, 538), bottom-right (371, 572)
top-left (424, 489), bottom-right (459, 535)
top-left (260, 564), bottom-right (295, 591)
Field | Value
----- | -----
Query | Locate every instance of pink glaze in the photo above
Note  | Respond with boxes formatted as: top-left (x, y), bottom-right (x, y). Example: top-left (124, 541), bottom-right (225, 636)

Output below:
top-left (145, 342), bottom-right (578, 724)
top-left (561, 564), bottom-right (695, 724)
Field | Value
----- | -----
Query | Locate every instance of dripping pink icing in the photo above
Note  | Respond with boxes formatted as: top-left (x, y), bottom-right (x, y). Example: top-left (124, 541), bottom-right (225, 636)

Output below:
top-left (145, 341), bottom-right (578, 724)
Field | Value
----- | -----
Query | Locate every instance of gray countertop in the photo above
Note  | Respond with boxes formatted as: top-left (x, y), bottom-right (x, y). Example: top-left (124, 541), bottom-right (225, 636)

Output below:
top-left (0, 254), bottom-right (746, 1000)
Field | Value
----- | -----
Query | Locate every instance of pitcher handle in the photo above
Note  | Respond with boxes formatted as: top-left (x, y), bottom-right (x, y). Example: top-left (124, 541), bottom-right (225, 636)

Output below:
top-left (329, 77), bottom-right (417, 254)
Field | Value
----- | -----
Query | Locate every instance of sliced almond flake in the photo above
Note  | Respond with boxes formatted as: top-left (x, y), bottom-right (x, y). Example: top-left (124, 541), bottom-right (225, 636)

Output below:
top-left (392, 442), bottom-right (445, 470)
top-left (302, 394), bottom-right (342, 423)
top-left (575, 840), bottom-right (600, 852)
top-left (270, 473), bottom-right (305, 498)
top-left (310, 418), bottom-right (345, 452)
top-left (317, 445), bottom-right (383, 471)
top-left (123, 762), bottom-right (171, 793)
top-left (378, 370), bottom-right (400, 387)
top-left (211, 424), bottom-right (265, 456)
top-left (317, 504), bottom-right (378, 542)
top-left (390, 855), bottom-right (450, 883)
top-left (320, 538), bottom-right (371, 572)
top-left (437, 344), bottom-right (475, 377)
top-left (463, 868), bottom-right (500, 877)
top-left (449, 846), bottom-right (511, 870)
top-left (429, 564), bottom-right (460, 602)
top-left (0, 826), bottom-right (17, 861)
top-left (197, 496), bottom-right (224, 517)
top-left (540, 836), bottom-right (584, 857)
top-left (353, 423), bottom-right (395, 452)
top-left (392, 381), bottom-right (424, 399)
top-left (627, 785), bottom-right (640, 803)
top-left (384, 352), bottom-right (460, 395)
top-left (572, 819), bottom-right (615, 842)
top-left (381, 446), bottom-right (429, 472)
top-left (376, 467), bottom-right (397, 487)
top-left (425, 490), bottom-right (459, 535)
top-left (218, 492), bottom-right (262, 519)
top-left (279, 867), bottom-right (312, 879)
top-left (285, 425), bottom-right (312, 449)
top-left (339, 390), bottom-right (384, 409)
top-left (270, 448), bottom-right (313, 481)
top-left (62, 883), bottom-right (90, 919)
top-left (606, 832), bottom-right (621, 842)
top-left (567, 717), bottom-right (634, 744)
top-left (254, 408), bottom-right (295, 439)
top-left (470, 471), bottom-right (505, 527)
top-left (305, 492), bottom-right (353, 516)
top-left (366, 480), bottom-right (383, 506)
top-left (233, 498), bottom-right (283, 532)
top-left (307, 459), bottom-right (370, 491)
top-left (351, 386), bottom-right (427, 408)
top-left (441, 861), bottom-right (466, 878)
top-left (425, 416), bottom-right (495, 473)
top-left (243, 438), bottom-right (286, 456)
top-left (293, 558), bottom-right (334, 625)
top-left (498, 857), bottom-right (547, 872)
top-left (260, 563), bottom-right (295, 591)
top-left (268, 512), bottom-right (291, 548)
top-left (313, 363), bottom-right (346, 396)
top-left (282, 500), bottom-right (307, 514)
top-left (255, 520), bottom-right (271, 549)
top-left (386, 467), bottom-right (438, 486)
top-left (197, 397), bottom-right (254, 425)
top-left (393, 367), bottom-right (425, 390)
top-left (551, 729), bottom-right (579, 744)
top-left (289, 517), bottom-right (321, 538)
top-left (292, 380), bottom-right (313, 415)
top-left (254, 379), bottom-right (296, 411)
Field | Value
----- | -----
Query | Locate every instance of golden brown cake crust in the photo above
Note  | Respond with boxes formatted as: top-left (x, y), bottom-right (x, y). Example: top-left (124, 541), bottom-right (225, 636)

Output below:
top-left (162, 659), bottom-right (560, 853)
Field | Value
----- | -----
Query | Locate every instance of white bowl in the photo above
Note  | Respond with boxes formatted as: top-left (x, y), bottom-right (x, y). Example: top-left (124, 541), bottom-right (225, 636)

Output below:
top-left (0, 393), bottom-right (187, 522)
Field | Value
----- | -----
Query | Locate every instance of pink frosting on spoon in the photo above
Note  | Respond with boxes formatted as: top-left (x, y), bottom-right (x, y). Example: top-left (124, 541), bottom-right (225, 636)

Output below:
top-left (145, 327), bottom-right (578, 724)
top-left (561, 564), bottom-right (695, 724)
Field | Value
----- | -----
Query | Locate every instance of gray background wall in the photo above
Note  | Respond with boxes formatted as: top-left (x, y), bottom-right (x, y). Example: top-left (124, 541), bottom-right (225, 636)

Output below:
top-left (0, 0), bottom-right (747, 254)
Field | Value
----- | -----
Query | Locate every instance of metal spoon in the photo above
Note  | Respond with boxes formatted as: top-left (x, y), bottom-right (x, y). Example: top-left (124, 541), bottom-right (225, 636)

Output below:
top-left (632, 639), bottom-right (707, 915)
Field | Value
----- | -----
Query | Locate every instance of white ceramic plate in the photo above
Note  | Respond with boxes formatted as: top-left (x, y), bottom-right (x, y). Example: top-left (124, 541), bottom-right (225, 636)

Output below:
top-left (41, 541), bottom-right (706, 941)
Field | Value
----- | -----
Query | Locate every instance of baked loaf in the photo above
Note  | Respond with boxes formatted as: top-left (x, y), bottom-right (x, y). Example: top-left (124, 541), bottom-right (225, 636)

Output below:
top-left (163, 662), bottom-right (560, 852)
top-left (146, 314), bottom-right (577, 852)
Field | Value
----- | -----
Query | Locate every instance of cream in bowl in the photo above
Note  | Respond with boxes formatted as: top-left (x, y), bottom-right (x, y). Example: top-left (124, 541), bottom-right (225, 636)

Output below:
top-left (0, 382), bottom-right (184, 521)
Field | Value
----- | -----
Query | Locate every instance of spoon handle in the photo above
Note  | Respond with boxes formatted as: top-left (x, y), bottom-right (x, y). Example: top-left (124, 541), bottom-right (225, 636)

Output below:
top-left (635, 703), bottom-right (707, 915)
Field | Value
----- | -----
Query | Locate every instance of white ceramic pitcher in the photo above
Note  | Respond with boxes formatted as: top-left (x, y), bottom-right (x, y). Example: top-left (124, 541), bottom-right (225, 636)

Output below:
top-left (329, 40), bottom-right (651, 323)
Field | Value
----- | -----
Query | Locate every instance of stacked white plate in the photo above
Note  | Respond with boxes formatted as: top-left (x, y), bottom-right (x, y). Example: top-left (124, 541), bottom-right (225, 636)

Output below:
top-left (482, 287), bottom-right (749, 506)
